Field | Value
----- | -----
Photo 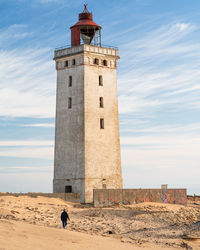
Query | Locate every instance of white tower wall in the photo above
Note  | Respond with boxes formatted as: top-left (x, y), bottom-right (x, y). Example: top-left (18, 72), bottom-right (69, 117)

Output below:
top-left (53, 45), bottom-right (122, 203)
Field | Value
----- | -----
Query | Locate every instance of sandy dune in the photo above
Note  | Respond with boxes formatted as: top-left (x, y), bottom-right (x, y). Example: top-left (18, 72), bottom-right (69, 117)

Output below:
top-left (0, 219), bottom-right (182, 250)
top-left (0, 195), bottom-right (199, 249)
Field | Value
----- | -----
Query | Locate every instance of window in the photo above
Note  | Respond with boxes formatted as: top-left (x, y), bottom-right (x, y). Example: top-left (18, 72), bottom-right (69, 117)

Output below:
top-left (103, 60), bottom-right (108, 66)
top-left (72, 59), bottom-right (76, 65)
top-left (65, 61), bottom-right (68, 67)
top-left (102, 184), bottom-right (106, 189)
top-left (65, 186), bottom-right (72, 193)
top-left (99, 97), bottom-right (104, 108)
top-left (69, 76), bottom-right (72, 87)
top-left (94, 58), bottom-right (99, 65)
top-left (99, 75), bottom-right (103, 86)
top-left (100, 118), bottom-right (104, 129)
top-left (68, 97), bottom-right (72, 109)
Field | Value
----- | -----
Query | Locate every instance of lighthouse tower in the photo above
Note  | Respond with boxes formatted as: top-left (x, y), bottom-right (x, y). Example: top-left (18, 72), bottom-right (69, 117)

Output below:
top-left (53, 5), bottom-right (122, 203)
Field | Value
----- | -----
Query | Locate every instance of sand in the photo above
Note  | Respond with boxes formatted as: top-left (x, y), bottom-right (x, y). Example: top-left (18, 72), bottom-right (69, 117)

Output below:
top-left (0, 195), bottom-right (199, 250)
top-left (0, 219), bottom-right (181, 250)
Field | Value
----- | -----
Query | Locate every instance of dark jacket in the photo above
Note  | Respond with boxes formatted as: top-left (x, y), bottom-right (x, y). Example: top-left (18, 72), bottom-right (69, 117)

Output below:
top-left (61, 211), bottom-right (69, 222)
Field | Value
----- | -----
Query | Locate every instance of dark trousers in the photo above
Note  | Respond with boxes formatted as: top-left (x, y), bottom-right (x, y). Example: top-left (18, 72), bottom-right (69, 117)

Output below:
top-left (62, 220), bottom-right (67, 228)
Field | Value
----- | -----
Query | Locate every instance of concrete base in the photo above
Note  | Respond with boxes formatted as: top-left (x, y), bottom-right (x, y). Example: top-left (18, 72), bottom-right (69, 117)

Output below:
top-left (53, 178), bottom-right (85, 202)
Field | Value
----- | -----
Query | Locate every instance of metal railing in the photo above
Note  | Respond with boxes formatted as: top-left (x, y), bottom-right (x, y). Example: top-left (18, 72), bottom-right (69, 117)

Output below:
top-left (55, 43), bottom-right (118, 51)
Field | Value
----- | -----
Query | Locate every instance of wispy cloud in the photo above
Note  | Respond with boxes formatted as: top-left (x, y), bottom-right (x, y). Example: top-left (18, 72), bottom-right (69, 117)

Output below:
top-left (0, 140), bottom-right (53, 146)
top-left (114, 20), bottom-right (200, 194)
top-left (0, 166), bottom-right (51, 170)
top-left (22, 123), bottom-right (55, 128)
top-left (0, 47), bottom-right (56, 118)
top-left (0, 172), bottom-right (53, 192)
top-left (120, 122), bottom-right (200, 134)
top-left (0, 24), bottom-right (33, 47)
top-left (0, 147), bottom-right (53, 159)
top-left (0, 140), bottom-right (53, 159)
top-left (38, 0), bottom-right (60, 2)
top-left (0, 0), bottom-right (200, 195)
top-left (121, 133), bottom-right (200, 194)
top-left (117, 22), bottom-right (200, 117)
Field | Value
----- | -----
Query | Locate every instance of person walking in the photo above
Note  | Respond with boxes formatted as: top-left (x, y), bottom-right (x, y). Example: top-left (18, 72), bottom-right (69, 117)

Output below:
top-left (61, 209), bottom-right (70, 229)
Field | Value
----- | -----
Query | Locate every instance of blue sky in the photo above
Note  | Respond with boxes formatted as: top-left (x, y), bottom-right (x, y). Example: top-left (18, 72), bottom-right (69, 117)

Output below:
top-left (0, 0), bottom-right (200, 194)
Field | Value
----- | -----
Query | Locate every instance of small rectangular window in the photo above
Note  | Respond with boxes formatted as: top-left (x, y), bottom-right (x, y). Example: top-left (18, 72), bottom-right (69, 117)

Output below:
top-left (65, 61), bottom-right (68, 67)
top-left (99, 75), bottom-right (103, 86)
top-left (69, 76), bottom-right (72, 87)
top-left (103, 60), bottom-right (108, 66)
top-left (99, 97), bottom-right (104, 108)
top-left (72, 59), bottom-right (76, 65)
top-left (68, 97), bottom-right (72, 109)
top-left (100, 118), bottom-right (104, 129)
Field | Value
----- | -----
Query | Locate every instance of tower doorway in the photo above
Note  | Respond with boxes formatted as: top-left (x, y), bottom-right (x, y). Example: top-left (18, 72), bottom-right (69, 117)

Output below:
top-left (65, 186), bottom-right (72, 193)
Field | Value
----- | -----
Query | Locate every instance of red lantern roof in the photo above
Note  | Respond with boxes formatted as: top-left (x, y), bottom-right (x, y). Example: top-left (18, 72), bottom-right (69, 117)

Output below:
top-left (70, 4), bottom-right (101, 30)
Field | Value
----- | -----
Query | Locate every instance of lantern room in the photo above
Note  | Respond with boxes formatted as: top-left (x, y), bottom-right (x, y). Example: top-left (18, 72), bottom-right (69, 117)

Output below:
top-left (70, 4), bottom-right (102, 47)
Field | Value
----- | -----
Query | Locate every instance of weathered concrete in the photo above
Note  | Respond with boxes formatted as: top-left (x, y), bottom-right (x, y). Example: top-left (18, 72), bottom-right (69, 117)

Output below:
top-left (53, 45), bottom-right (122, 203)
top-left (93, 189), bottom-right (187, 207)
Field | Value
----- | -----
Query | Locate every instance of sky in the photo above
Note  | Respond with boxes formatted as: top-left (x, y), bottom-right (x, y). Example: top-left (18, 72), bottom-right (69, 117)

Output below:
top-left (0, 0), bottom-right (200, 195)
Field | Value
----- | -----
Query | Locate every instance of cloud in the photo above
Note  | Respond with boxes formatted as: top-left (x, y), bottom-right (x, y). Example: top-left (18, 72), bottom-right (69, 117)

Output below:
top-left (0, 166), bottom-right (49, 169)
top-left (120, 122), bottom-right (200, 135)
top-left (0, 7), bottom-right (199, 195)
top-left (0, 140), bottom-right (54, 159)
top-left (1, 21), bottom-right (199, 120)
top-left (117, 22), bottom-right (200, 117)
top-left (22, 123), bottom-right (55, 128)
top-left (121, 133), bottom-right (200, 194)
top-left (121, 134), bottom-right (200, 149)
top-left (0, 24), bottom-right (33, 47)
top-left (38, 0), bottom-right (59, 2)
top-left (0, 140), bottom-right (53, 146)
top-left (0, 48), bottom-right (56, 118)
top-left (174, 23), bottom-right (190, 31)
top-left (0, 147), bottom-right (53, 159)
top-left (0, 172), bottom-right (53, 192)
top-left (0, 166), bottom-right (52, 171)
top-left (115, 20), bottom-right (200, 195)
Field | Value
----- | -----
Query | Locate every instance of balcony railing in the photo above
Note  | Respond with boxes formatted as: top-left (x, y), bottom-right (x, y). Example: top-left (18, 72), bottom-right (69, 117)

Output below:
top-left (54, 43), bottom-right (119, 59)
top-left (55, 43), bottom-right (118, 52)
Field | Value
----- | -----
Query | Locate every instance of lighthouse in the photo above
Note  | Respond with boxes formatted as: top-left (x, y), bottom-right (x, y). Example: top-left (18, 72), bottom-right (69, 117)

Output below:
top-left (53, 5), bottom-right (122, 203)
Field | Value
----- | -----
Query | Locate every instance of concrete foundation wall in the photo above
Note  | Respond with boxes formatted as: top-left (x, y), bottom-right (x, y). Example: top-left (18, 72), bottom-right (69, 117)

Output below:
top-left (93, 189), bottom-right (187, 207)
